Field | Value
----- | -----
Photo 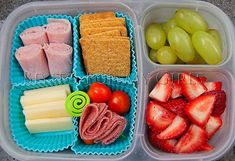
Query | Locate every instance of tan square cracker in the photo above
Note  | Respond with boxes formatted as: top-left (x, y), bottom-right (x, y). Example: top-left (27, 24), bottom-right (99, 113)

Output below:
top-left (80, 27), bottom-right (127, 37)
top-left (90, 30), bottom-right (122, 37)
top-left (79, 37), bottom-right (130, 77)
top-left (80, 12), bottom-right (116, 23)
top-left (80, 18), bottom-right (125, 29)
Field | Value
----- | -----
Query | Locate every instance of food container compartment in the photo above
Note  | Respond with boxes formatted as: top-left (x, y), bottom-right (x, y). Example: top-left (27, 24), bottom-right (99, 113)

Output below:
top-left (72, 75), bottom-right (137, 155)
top-left (140, 1), bottom-right (235, 68)
top-left (73, 12), bottom-right (137, 82)
top-left (9, 77), bottom-right (77, 152)
top-left (10, 14), bottom-right (78, 85)
top-left (141, 69), bottom-right (235, 161)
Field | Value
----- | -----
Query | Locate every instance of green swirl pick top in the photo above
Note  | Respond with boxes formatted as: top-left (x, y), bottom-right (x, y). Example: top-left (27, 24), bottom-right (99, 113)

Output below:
top-left (65, 91), bottom-right (90, 117)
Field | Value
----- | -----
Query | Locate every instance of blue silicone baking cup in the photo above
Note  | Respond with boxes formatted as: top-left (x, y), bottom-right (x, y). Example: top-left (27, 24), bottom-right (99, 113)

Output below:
top-left (73, 12), bottom-right (138, 82)
top-left (71, 75), bottom-right (137, 155)
top-left (10, 14), bottom-right (78, 85)
top-left (9, 77), bottom-right (78, 152)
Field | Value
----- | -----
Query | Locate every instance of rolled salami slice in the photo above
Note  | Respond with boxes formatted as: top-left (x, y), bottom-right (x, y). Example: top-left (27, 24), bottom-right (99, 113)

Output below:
top-left (15, 44), bottom-right (50, 80)
top-left (46, 18), bottom-right (72, 45)
top-left (94, 112), bottom-right (127, 145)
top-left (79, 103), bottom-right (127, 145)
top-left (20, 26), bottom-right (48, 46)
top-left (44, 43), bottom-right (73, 78)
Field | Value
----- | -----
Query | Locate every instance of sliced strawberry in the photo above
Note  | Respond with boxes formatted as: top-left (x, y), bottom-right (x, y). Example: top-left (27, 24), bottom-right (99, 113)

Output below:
top-left (175, 124), bottom-right (208, 153)
top-left (205, 116), bottom-right (222, 138)
top-left (184, 94), bottom-right (216, 127)
top-left (171, 80), bottom-right (182, 99)
top-left (149, 73), bottom-right (173, 102)
top-left (205, 82), bottom-right (222, 92)
top-left (148, 128), bottom-right (177, 153)
top-left (157, 98), bottom-right (188, 120)
top-left (180, 73), bottom-right (207, 101)
top-left (146, 101), bottom-right (176, 131)
top-left (202, 90), bottom-right (226, 116)
top-left (198, 76), bottom-right (208, 83)
top-left (157, 116), bottom-right (188, 140)
top-left (198, 143), bottom-right (213, 151)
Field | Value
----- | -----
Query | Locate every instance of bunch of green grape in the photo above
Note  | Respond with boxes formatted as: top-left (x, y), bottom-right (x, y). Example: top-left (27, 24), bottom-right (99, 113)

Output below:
top-left (145, 9), bottom-right (222, 65)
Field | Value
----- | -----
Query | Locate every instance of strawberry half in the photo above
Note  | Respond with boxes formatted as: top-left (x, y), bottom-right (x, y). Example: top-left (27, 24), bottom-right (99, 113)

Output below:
top-left (205, 116), bottom-right (222, 138)
top-left (148, 128), bottom-right (177, 153)
top-left (205, 82), bottom-right (222, 92)
top-left (175, 124), bottom-right (208, 153)
top-left (198, 143), bottom-right (213, 152)
top-left (184, 94), bottom-right (216, 127)
top-left (202, 90), bottom-right (226, 116)
top-left (158, 98), bottom-right (187, 119)
top-left (171, 80), bottom-right (182, 99)
top-left (198, 76), bottom-right (208, 83)
top-left (149, 73), bottom-right (173, 102)
top-left (157, 116), bottom-right (188, 140)
top-left (180, 73), bottom-right (207, 101)
top-left (146, 101), bottom-right (176, 131)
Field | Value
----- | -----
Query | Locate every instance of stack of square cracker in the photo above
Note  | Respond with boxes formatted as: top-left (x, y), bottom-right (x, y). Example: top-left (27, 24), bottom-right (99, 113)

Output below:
top-left (79, 12), bottom-right (131, 77)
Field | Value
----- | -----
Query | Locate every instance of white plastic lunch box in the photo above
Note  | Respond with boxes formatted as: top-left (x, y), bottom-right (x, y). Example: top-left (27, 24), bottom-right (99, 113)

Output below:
top-left (0, 0), bottom-right (235, 161)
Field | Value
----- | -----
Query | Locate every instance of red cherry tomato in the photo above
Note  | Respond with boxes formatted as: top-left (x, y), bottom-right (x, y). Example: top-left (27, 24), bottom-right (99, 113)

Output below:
top-left (87, 82), bottom-right (112, 103)
top-left (108, 91), bottom-right (130, 115)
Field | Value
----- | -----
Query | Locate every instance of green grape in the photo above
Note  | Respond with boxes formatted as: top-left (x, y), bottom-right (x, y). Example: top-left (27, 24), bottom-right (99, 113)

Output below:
top-left (192, 31), bottom-right (222, 65)
top-left (145, 23), bottom-right (166, 50)
top-left (168, 27), bottom-right (195, 62)
top-left (162, 18), bottom-right (177, 35)
top-left (149, 49), bottom-right (158, 63)
top-left (175, 9), bottom-right (208, 34)
top-left (156, 46), bottom-right (177, 64)
top-left (187, 52), bottom-right (206, 64)
top-left (208, 29), bottom-right (222, 50)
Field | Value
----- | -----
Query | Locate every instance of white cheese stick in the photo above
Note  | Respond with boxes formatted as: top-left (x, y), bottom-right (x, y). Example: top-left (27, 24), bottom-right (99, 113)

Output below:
top-left (25, 117), bottom-right (73, 133)
top-left (22, 99), bottom-right (66, 110)
top-left (20, 91), bottom-right (67, 106)
top-left (23, 84), bottom-right (71, 96)
top-left (23, 100), bottom-right (69, 120)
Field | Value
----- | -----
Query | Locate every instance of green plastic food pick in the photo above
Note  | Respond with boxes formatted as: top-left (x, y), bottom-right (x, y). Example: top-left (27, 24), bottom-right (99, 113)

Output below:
top-left (65, 91), bottom-right (90, 117)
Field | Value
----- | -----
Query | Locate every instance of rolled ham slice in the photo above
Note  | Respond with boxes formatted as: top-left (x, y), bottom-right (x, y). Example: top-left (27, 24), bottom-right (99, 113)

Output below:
top-left (46, 18), bottom-right (72, 45)
top-left (79, 103), bottom-right (127, 145)
top-left (20, 26), bottom-right (48, 46)
top-left (44, 43), bottom-right (73, 78)
top-left (15, 44), bottom-right (50, 80)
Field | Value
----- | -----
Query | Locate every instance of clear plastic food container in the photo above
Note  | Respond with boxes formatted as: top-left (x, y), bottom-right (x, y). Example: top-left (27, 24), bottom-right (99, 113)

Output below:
top-left (0, 0), bottom-right (235, 161)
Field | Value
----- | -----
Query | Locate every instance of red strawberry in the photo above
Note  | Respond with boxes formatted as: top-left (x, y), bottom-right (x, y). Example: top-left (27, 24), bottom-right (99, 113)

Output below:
top-left (180, 73), bottom-right (207, 101)
top-left (171, 80), bottom-right (182, 99)
top-left (202, 90), bottom-right (226, 116)
top-left (198, 76), bottom-right (208, 83)
top-left (184, 94), bottom-right (216, 127)
top-left (149, 73), bottom-right (172, 102)
top-left (146, 101), bottom-right (176, 131)
top-left (205, 82), bottom-right (222, 92)
top-left (175, 124), bottom-right (208, 153)
top-left (148, 128), bottom-right (177, 153)
top-left (158, 98), bottom-right (188, 119)
top-left (157, 116), bottom-right (188, 140)
top-left (199, 143), bottom-right (213, 151)
top-left (205, 116), bottom-right (222, 138)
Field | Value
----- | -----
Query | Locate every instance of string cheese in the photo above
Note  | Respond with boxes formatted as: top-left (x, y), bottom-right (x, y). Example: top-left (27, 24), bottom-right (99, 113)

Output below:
top-left (20, 91), bottom-right (67, 106)
top-left (23, 84), bottom-right (71, 96)
top-left (23, 100), bottom-right (69, 120)
top-left (25, 117), bottom-right (73, 133)
top-left (22, 99), bottom-right (66, 110)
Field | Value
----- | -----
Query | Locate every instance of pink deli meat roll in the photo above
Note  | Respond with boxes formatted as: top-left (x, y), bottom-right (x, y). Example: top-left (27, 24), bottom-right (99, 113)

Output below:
top-left (46, 18), bottom-right (72, 45)
top-left (44, 43), bottom-right (73, 78)
top-left (79, 103), bottom-right (127, 145)
top-left (15, 44), bottom-right (50, 80)
top-left (20, 26), bottom-right (49, 46)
